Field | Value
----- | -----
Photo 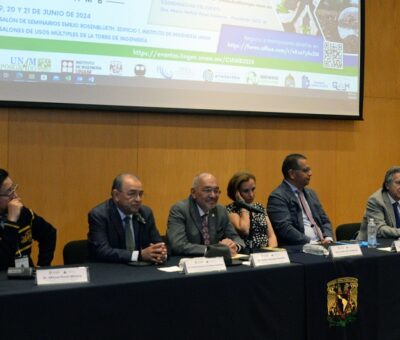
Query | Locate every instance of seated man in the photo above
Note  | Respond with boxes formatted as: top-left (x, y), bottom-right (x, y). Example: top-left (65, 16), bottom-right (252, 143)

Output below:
top-left (88, 174), bottom-right (167, 264)
top-left (167, 173), bottom-right (245, 256)
top-left (0, 169), bottom-right (56, 270)
top-left (358, 166), bottom-right (400, 240)
top-left (267, 154), bottom-right (333, 245)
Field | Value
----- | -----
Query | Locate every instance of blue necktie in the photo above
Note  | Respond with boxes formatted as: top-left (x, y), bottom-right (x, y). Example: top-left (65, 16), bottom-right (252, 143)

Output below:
top-left (393, 202), bottom-right (400, 228)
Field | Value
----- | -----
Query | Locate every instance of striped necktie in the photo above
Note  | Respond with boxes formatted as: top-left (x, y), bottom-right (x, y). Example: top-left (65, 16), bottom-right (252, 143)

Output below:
top-left (201, 214), bottom-right (210, 246)
top-left (297, 190), bottom-right (324, 241)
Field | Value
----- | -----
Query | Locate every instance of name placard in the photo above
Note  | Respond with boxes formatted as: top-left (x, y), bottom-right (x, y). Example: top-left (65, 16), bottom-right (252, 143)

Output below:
top-left (36, 267), bottom-right (90, 286)
top-left (329, 244), bottom-right (362, 258)
top-left (391, 240), bottom-right (400, 252)
top-left (183, 257), bottom-right (226, 275)
top-left (250, 251), bottom-right (290, 267)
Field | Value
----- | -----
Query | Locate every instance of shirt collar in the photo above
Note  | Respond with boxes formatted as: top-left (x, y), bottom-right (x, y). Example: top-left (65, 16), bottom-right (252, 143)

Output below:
top-left (285, 179), bottom-right (300, 193)
top-left (387, 193), bottom-right (400, 205)
top-left (116, 207), bottom-right (146, 224)
top-left (196, 204), bottom-right (208, 218)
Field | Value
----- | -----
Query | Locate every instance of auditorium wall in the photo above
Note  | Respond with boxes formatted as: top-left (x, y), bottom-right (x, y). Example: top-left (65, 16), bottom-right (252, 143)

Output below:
top-left (0, 1), bottom-right (398, 265)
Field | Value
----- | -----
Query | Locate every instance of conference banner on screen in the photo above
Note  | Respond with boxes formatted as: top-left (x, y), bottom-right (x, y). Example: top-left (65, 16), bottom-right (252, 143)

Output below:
top-left (0, 0), bottom-right (362, 118)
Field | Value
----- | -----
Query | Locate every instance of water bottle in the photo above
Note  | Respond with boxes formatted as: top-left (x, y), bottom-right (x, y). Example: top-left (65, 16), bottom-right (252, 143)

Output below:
top-left (367, 218), bottom-right (377, 248)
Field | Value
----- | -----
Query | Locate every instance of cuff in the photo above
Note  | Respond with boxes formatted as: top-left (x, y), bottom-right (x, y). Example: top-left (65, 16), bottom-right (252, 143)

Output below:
top-left (130, 250), bottom-right (139, 262)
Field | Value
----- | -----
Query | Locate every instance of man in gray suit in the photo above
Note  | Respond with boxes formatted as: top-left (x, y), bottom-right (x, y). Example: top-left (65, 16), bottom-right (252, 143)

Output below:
top-left (167, 173), bottom-right (245, 256)
top-left (267, 154), bottom-right (333, 245)
top-left (358, 166), bottom-right (400, 240)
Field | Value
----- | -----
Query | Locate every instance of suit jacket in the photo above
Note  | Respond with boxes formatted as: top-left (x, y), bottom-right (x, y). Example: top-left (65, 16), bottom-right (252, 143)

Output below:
top-left (88, 199), bottom-right (162, 263)
top-left (357, 189), bottom-right (400, 240)
top-left (166, 196), bottom-right (245, 256)
top-left (267, 181), bottom-right (333, 245)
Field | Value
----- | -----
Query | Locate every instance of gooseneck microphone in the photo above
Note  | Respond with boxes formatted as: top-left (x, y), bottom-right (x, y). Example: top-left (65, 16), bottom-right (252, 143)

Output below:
top-left (235, 200), bottom-right (264, 214)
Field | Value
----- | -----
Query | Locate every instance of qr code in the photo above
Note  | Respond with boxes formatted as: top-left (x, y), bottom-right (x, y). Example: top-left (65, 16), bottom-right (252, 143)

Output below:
top-left (323, 41), bottom-right (343, 69)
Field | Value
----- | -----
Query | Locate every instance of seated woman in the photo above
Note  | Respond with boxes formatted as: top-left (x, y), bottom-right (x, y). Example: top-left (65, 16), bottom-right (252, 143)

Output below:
top-left (226, 172), bottom-right (277, 250)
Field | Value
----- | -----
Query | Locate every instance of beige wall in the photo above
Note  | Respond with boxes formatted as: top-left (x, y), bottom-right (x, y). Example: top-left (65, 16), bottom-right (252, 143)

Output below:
top-left (0, 1), bottom-right (398, 265)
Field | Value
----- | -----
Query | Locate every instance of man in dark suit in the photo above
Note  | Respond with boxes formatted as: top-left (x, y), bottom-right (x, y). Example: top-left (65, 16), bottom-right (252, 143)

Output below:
top-left (267, 154), bottom-right (333, 245)
top-left (167, 173), bottom-right (245, 256)
top-left (88, 174), bottom-right (167, 264)
top-left (0, 168), bottom-right (56, 270)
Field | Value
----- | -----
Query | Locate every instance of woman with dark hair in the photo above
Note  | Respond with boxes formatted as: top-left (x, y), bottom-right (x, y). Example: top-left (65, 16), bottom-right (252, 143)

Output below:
top-left (226, 172), bottom-right (277, 249)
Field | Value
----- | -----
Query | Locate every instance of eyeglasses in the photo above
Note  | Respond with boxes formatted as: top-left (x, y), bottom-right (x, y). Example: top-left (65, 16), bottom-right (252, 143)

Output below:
top-left (201, 187), bottom-right (221, 195)
top-left (0, 183), bottom-right (18, 198)
top-left (120, 190), bottom-right (144, 199)
top-left (294, 167), bottom-right (311, 173)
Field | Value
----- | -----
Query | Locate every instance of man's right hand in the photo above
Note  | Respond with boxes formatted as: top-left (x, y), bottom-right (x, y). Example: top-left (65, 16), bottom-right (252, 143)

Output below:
top-left (7, 198), bottom-right (23, 222)
top-left (141, 242), bottom-right (167, 264)
top-left (219, 238), bottom-right (238, 256)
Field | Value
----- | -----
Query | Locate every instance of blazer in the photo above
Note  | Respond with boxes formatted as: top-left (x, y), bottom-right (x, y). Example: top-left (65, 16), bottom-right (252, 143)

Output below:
top-left (88, 199), bottom-right (162, 263)
top-left (267, 181), bottom-right (333, 245)
top-left (358, 189), bottom-right (400, 240)
top-left (166, 196), bottom-right (245, 256)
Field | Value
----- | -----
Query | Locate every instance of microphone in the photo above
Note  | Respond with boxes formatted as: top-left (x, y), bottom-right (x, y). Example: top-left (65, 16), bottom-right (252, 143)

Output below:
top-left (235, 200), bottom-right (264, 214)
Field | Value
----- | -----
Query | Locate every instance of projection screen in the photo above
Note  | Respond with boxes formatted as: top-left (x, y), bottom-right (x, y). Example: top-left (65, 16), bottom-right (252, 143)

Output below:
top-left (0, 0), bottom-right (363, 118)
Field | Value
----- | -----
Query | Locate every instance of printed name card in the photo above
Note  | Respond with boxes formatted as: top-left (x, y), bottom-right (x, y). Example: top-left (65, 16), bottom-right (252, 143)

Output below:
top-left (250, 251), bottom-right (290, 267)
top-left (391, 240), bottom-right (400, 252)
top-left (183, 257), bottom-right (226, 274)
top-left (329, 244), bottom-right (362, 258)
top-left (36, 267), bottom-right (90, 285)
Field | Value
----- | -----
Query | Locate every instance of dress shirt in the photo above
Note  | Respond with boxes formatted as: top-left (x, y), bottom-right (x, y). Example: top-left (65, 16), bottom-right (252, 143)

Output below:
top-left (284, 180), bottom-right (332, 242)
top-left (284, 180), bottom-right (318, 241)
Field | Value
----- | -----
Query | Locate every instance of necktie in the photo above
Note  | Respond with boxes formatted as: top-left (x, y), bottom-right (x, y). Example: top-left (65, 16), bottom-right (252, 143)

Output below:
top-left (297, 190), bottom-right (324, 241)
top-left (201, 214), bottom-right (210, 246)
top-left (132, 217), bottom-right (140, 250)
top-left (124, 216), bottom-right (135, 251)
top-left (393, 202), bottom-right (400, 228)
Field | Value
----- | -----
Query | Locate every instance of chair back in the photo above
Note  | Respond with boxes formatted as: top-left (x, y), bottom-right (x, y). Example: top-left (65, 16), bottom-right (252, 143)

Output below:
top-left (335, 223), bottom-right (361, 241)
top-left (63, 239), bottom-right (89, 265)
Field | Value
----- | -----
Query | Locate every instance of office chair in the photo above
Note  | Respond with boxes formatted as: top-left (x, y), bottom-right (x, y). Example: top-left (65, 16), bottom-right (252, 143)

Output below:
top-left (335, 223), bottom-right (361, 241)
top-left (63, 239), bottom-right (89, 265)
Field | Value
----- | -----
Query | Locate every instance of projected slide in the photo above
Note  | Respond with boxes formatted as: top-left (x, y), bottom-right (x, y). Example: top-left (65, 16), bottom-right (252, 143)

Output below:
top-left (0, 0), bottom-right (362, 117)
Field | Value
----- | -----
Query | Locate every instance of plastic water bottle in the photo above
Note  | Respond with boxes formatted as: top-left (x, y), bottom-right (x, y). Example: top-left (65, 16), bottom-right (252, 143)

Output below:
top-left (367, 218), bottom-right (377, 248)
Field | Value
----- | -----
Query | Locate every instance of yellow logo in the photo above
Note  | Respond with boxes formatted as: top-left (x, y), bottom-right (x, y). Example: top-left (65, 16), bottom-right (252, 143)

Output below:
top-left (20, 229), bottom-right (32, 244)
top-left (327, 277), bottom-right (358, 327)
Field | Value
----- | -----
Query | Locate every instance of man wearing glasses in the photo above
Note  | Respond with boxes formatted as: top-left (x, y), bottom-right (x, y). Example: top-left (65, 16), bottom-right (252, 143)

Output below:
top-left (167, 172), bottom-right (245, 256)
top-left (267, 154), bottom-right (333, 245)
top-left (88, 174), bottom-right (167, 264)
top-left (0, 168), bottom-right (56, 270)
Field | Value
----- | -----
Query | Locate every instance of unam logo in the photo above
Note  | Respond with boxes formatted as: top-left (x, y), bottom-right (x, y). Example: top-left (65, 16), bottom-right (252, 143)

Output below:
top-left (10, 57), bottom-right (37, 70)
top-left (327, 277), bottom-right (358, 327)
top-left (11, 57), bottom-right (36, 66)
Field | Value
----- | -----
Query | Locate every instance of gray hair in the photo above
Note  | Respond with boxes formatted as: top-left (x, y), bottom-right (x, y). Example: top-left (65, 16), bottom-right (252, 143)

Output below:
top-left (192, 173), bottom-right (215, 189)
top-left (382, 166), bottom-right (400, 191)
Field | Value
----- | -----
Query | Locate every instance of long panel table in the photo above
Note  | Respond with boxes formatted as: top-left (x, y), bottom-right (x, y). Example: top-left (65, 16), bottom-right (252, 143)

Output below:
top-left (1, 244), bottom-right (400, 340)
top-left (0, 259), bottom-right (305, 340)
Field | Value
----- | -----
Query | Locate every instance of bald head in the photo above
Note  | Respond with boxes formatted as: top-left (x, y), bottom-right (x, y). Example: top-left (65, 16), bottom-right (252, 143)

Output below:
top-left (191, 173), bottom-right (220, 213)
